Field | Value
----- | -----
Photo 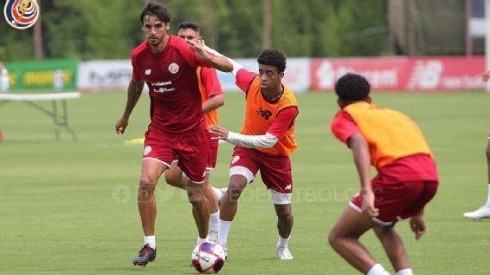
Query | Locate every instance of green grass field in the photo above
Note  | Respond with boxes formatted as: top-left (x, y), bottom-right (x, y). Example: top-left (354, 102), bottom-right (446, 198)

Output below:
top-left (1, 91), bottom-right (489, 274)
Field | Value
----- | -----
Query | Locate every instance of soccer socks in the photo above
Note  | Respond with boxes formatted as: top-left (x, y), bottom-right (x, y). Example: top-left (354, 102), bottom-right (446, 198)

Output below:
top-left (276, 235), bottom-right (290, 248)
top-left (144, 235), bottom-right (156, 249)
top-left (209, 212), bottom-right (219, 233)
top-left (396, 268), bottom-right (413, 275)
top-left (367, 263), bottom-right (390, 275)
top-left (485, 184), bottom-right (490, 206)
top-left (212, 186), bottom-right (225, 201)
top-left (218, 219), bottom-right (232, 244)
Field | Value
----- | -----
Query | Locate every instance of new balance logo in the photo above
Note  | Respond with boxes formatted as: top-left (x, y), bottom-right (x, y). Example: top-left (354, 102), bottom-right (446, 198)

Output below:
top-left (256, 107), bottom-right (272, 120)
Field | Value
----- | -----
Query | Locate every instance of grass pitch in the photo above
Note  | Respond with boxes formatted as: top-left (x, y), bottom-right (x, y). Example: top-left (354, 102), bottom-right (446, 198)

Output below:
top-left (0, 91), bottom-right (489, 274)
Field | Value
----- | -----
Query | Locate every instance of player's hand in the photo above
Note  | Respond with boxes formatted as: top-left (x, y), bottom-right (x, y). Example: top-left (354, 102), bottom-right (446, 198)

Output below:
top-left (409, 215), bottom-right (426, 240)
top-left (187, 39), bottom-right (208, 60)
top-left (481, 71), bottom-right (490, 82)
top-left (208, 125), bottom-right (229, 140)
top-left (361, 189), bottom-right (379, 217)
top-left (115, 117), bottom-right (128, 134)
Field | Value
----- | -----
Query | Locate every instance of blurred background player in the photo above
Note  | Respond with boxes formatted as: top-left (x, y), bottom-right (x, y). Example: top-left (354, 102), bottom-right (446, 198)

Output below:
top-left (114, 2), bottom-right (232, 267)
top-left (328, 73), bottom-right (439, 275)
top-left (209, 49), bottom-right (299, 261)
top-left (164, 21), bottom-right (225, 242)
top-left (463, 70), bottom-right (490, 220)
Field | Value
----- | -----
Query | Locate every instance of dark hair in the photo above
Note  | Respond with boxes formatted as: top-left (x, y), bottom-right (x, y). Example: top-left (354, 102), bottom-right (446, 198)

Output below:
top-left (257, 49), bottom-right (287, 73)
top-left (178, 21), bottom-right (200, 32)
top-left (140, 2), bottom-right (170, 24)
top-left (335, 73), bottom-right (370, 101)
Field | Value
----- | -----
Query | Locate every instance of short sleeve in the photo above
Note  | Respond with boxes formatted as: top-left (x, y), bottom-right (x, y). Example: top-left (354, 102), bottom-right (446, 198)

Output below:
top-left (330, 110), bottom-right (360, 143)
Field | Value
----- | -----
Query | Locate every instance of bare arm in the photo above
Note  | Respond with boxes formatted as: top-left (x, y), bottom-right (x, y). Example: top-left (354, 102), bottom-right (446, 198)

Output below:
top-left (115, 79), bottom-right (145, 134)
top-left (202, 94), bottom-right (224, 114)
top-left (409, 209), bottom-right (426, 240)
top-left (348, 133), bottom-right (379, 217)
top-left (187, 39), bottom-right (233, 72)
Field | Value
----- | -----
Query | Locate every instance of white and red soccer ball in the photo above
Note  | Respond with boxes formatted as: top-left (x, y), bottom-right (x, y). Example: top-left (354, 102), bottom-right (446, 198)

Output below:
top-left (191, 242), bottom-right (225, 273)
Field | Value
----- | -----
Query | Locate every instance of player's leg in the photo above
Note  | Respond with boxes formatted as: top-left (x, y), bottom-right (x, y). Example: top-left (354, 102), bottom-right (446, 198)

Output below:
top-left (464, 131), bottom-right (490, 219)
top-left (186, 178), bottom-right (210, 241)
top-left (259, 153), bottom-right (294, 260)
top-left (179, 130), bottom-right (211, 241)
top-left (204, 138), bottom-right (220, 242)
top-left (133, 158), bottom-right (167, 266)
top-left (203, 173), bottom-right (220, 242)
top-left (372, 225), bottom-right (410, 273)
top-left (164, 160), bottom-right (186, 190)
top-left (273, 202), bottom-right (294, 260)
top-left (328, 206), bottom-right (387, 274)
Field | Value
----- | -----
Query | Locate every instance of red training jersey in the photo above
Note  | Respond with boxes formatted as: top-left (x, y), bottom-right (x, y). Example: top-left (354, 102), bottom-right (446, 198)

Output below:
top-left (131, 36), bottom-right (210, 135)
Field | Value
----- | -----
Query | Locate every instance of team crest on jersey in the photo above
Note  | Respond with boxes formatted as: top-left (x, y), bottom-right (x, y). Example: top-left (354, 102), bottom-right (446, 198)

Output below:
top-left (256, 107), bottom-right (272, 120)
top-left (168, 63), bottom-right (179, 74)
top-left (3, 0), bottom-right (40, 30)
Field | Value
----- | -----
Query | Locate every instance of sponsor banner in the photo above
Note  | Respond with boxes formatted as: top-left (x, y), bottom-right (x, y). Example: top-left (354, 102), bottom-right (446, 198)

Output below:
top-left (79, 58), bottom-right (308, 93)
top-left (311, 57), bottom-right (408, 91)
top-left (311, 56), bottom-right (485, 91)
top-left (5, 59), bottom-right (77, 93)
top-left (78, 60), bottom-right (132, 92)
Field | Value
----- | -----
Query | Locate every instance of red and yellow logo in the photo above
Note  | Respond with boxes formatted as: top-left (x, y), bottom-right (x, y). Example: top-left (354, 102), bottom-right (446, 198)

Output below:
top-left (3, 0), bottom-right (40, 30)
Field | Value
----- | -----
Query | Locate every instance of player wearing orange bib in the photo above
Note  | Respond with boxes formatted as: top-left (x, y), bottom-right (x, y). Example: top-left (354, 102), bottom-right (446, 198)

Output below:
top-left (328, 73), bottom-right (439, 275)
top-left (209, 49), bottom-right (299, 261)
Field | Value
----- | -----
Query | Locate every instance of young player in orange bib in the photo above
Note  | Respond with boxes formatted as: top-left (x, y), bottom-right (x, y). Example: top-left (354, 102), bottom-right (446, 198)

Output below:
top-left (209, 49), bottom-right (299, 261)
top-left (328, 73), bottom-right (439, 275)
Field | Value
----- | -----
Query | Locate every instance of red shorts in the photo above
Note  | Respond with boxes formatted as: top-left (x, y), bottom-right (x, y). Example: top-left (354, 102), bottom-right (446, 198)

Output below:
top-left (229, 147), bottom-right (293, 194)
top-left (143, 128), bottom-right (209, 183)
top-left (207, 134), bottom-right (219, 170)
top-left (351, 177), bottom-right (438, 224)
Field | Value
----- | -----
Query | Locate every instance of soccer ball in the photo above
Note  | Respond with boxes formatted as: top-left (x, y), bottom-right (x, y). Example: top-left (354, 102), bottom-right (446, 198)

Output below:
top-left (191, 241), bottom-right (226, 273)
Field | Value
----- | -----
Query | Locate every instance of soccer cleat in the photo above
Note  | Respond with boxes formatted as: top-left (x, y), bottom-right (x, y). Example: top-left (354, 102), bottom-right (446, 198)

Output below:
top-left (464, 205), bottom-right (490, 220)
top-left (132, 244), bottom-right (156, 266)
top-left (276, 246), bottom-right (293, 260)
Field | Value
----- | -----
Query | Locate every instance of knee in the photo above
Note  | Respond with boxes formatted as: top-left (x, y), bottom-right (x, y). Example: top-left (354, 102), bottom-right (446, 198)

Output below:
top-left (186, 185), bottom-right (205, 204)
top-left (327, 229), bottom-right (339, 248)
top-left (276, 208), bottom-right (293, 222)
top-left (225, 181), bottom-right (245, 201)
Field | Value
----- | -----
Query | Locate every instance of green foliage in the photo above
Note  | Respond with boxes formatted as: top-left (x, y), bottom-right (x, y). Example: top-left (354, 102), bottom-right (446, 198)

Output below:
top-left (0, 0), bottom-right (391, 61)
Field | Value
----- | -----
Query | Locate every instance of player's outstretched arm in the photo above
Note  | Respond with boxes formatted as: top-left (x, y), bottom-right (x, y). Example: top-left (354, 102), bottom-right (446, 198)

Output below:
top-left (187, 39), bottom-right (232, 72)
top-left (208, 125), bottom-right (278, 148)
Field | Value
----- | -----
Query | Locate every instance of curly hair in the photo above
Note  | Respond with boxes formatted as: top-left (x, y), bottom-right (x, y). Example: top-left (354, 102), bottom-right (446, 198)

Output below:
top-left (335, 73), bottom-right (370, 101)
top-left (257, 49), bottom-right (287, 73)
top-left (140, 2), bottom-right (170, 24)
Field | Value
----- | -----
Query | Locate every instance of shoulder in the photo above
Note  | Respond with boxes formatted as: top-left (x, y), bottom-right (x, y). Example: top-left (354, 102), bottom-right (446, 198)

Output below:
top-left (132, 41), bottom-right (149, 58)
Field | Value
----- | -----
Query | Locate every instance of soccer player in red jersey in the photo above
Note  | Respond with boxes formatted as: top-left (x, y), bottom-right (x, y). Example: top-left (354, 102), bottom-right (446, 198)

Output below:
top-left (464, 70), bottom-right (490, 220)
top-left (209, 49), bottom-right (299, 261)
top-left (164, 21), bottom-right (224, 243)
top-left (114, 2), bottom-right (232, 266)
top-left (328, 73), bottom-right (439, 275)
